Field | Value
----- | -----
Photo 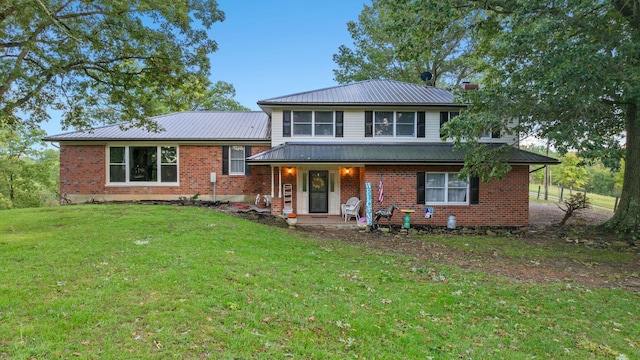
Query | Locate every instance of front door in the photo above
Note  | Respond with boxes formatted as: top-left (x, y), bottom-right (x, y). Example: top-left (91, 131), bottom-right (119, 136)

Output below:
top-left (309, 170), bottom-right (328, 213)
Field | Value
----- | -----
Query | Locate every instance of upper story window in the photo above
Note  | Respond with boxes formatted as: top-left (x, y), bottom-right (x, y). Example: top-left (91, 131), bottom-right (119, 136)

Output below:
top-left (481, 130), bottom-right (501, 139)
top-left (284, 110), bottom-right (344, 138)
top-left (108, 145), bottom-right (178, 184)
top-left (439, 111), bottom-right (459, 138)
top-left (366, 111), bottom-right (422, 138)
top-left (374, 111), bottom-right (416, 137)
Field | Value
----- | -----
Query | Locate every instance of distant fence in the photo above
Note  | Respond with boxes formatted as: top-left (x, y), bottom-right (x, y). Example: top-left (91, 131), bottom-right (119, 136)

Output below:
top-left (534, 184), bottom-right (619, 211)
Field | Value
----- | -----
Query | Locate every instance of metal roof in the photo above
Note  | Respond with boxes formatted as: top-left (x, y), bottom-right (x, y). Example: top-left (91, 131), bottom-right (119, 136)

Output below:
top-left (46, 111), bottom-right (270, 141)
top-left (257, 79), bottom-right (456, 107)
top-left (247, 142), bottom-right (560, 165)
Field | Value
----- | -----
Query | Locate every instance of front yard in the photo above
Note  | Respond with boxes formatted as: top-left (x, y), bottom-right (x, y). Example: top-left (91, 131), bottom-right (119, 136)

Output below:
top-left (1, 204), bottom-right (638, 359)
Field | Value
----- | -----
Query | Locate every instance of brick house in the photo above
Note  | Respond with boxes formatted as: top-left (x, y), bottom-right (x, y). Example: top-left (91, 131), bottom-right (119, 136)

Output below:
top-left (46, 80), bottom-right (557, 227)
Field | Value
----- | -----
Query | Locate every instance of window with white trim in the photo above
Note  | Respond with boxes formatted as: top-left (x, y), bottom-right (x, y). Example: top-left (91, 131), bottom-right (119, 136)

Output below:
top-left (292, 111), bottom-right (334, 137)
top-left (374, 111), bottom-right (416, 137)
top-left (425, 172), bottom-right (468, 204)
top-left (107, 145), bottom-right (178, 184)
top-left (440, 111), bottom-right (459, 138)
top-left (229, 146), bottom-right (245, 175)
top-left (481, 130), bottom-right (501, 139)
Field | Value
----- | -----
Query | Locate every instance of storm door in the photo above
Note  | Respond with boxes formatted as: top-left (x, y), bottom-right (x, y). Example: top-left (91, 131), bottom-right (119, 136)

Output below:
top-left (309, 170), bottom-right (328, 213)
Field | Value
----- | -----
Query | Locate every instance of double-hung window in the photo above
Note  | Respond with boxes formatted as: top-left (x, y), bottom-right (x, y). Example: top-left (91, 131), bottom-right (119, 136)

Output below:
top-left (292, 111), bottom-right (334, 137)
top-left (373, 111), bottom-right (416, 137)
top-left (108, 145), bottom-right (178, 184)
top-left (229, 146), bottom-right (245, 175)
top-left (425, 172), bottom-right (468, 204)
top-left (481, 130), bottom-right (502, 139)
top-left (396, 112), bottom-right (415, 136)
top-left (374, 111), bottom-right (394, 136)
top-left (439, 111), bottom-right (459, 138)
top-left (284, 110), bottom-right (342, 138)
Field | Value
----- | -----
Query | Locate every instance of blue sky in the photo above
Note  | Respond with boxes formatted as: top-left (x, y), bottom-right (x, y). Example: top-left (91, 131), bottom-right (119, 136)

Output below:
top-left (42, 0), bottom-right (370, 137)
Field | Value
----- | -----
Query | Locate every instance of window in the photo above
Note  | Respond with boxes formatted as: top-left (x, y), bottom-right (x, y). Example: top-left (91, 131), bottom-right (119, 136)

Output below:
top-left (370, 111), bottom-right (416, 137)
top-left (481, 130), bottom-right (501, 139)
top-left (374, 111), bottom-right (394, 136)
top-left (108, 145), bottom-right (178, 184)
top-left (440, 111), bottom-right (459, 138)
top-left (291, 111), bottom-right (335, 137)
top-left (292, 111), bottom-right (312, 135)
top-left (160, 146), bottom-right (178, 182)
top-left (229, 146), bottom-right (245, 175)
top-left (425, 172), bottom-right (468, 204)
top-left (396, 112), bottom-right (415, 136)
top-left (315, 111), bottom-right (334, 136)
top-left (109, 147), bottom-right (126, 182)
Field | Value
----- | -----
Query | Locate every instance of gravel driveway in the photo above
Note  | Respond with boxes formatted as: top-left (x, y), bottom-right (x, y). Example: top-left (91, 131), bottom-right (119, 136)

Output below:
top-left (529, 202), bottom-right (613, 227)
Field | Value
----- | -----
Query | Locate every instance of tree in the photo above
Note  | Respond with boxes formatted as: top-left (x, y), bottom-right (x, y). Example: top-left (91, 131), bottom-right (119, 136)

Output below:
top-left (555, 154), bottom-right (587, 189)
top-left (333, 0), bottom-right (479, 86)
top-left (1, 0), bottom-right (228, 131)
top-left (558, 193), bottom-right (590, 226)
top-left (389, 0), bottom-right (639, 235)
top-left (167, 80), bottom-right (249, 112)
top-left (0, 123), bottom-right (57, 208)
top-left (587, 164), bottom-right (616, 196)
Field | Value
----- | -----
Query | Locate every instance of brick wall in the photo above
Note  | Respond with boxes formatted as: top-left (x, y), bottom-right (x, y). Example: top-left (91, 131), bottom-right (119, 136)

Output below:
top-left (59, 144), bottom-right (271, 202)
top-left (340, 167), bottom-right (361, 204)
top-left (362, 165), bottom-right (529, 227)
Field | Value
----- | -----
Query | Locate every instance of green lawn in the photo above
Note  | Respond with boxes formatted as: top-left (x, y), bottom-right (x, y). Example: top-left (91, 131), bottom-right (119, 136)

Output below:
top-left (529, 183), bottom-right (617, 211)
top-left (1, 205), bottom-right (638, 359)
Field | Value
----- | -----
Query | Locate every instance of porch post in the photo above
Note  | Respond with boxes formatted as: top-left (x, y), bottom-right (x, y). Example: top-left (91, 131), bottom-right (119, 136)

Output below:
top-left (278, 166), bottom-right (282, 198)
top-left (270, 166), bottom-right (275, 198)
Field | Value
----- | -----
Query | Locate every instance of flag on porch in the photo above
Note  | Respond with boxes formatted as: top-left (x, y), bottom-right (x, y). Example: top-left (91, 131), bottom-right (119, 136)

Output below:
top-left (378, 176), bottom-right (384, 203)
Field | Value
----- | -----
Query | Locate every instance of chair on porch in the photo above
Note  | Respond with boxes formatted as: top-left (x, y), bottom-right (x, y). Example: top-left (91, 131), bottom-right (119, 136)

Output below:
top-left (342, 197), bottom-right (362, 222)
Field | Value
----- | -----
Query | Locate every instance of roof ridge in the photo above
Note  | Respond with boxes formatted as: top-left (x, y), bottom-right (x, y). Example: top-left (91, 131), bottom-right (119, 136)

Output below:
top-left (257, 79), bottom-right (429, 103)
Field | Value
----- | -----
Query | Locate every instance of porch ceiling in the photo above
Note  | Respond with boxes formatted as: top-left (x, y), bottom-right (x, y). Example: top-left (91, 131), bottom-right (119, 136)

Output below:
top-left (247, 142), bottom-right (560, 165)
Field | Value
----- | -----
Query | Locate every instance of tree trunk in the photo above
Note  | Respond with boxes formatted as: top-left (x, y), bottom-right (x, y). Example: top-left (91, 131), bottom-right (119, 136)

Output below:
top-left (604, 102), bottom-right (640, 236)
top-left (9, 173), bottom-right (14, 201)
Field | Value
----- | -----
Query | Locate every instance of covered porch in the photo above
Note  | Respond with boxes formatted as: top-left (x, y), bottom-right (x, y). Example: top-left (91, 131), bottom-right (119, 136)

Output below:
top-left (261, 164), bottom-right (363, 218)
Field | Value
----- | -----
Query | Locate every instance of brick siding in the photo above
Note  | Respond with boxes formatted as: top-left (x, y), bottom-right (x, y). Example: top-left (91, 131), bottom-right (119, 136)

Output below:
top-left (362, 165), bottom-right (529, 227)
top-left (60, 144), bottom-right (271, 202)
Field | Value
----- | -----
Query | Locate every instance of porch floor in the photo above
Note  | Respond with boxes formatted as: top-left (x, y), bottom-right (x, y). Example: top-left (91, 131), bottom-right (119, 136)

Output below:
top-left (295, 215), bottom-right (363, 230)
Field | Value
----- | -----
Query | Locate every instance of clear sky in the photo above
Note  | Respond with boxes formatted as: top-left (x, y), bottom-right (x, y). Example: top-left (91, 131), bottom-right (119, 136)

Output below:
top-left (41, 0), bottom-right (370, 137)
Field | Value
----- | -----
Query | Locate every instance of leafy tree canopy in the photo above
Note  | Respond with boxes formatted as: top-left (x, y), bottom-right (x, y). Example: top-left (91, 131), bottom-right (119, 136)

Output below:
top-left (341, 0), bottom-right (638, 234)
top-left (444, 0), bottom-right (639, 234)
top-left (1, 0), bottom-right (235, 131)
top-left (0, 122), bottom-right (57, 208)
top-left (555, 154), bottom-right (587, 189)
top-left (333, 0), bottom-right (480, 86)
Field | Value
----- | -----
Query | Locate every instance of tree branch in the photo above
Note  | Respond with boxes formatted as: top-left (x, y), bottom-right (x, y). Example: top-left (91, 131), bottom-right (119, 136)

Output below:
top-left (0, 6), bottom-right (16, 24)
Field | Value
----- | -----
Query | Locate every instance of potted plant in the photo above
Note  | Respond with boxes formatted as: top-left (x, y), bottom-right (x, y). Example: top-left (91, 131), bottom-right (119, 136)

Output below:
top-left (286, 213), bottom-right (298, 228)
top-left (357, 217), bottom-right (368, 231)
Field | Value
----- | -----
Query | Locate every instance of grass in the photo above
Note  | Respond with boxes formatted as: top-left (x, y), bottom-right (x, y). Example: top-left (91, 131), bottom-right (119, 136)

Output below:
top-left (529, 183), bottom-right (617, 211)
top-left (1, 204), bottom-right (639, 359)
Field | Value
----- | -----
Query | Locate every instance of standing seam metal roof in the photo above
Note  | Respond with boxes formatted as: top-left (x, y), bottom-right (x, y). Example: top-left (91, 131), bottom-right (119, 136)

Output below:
top-left (45, 111), bottom-right (270, 141)
top-left (247, 142), bottom-right (560, 165)
top-left (257, 79), bottom-right (456, 105)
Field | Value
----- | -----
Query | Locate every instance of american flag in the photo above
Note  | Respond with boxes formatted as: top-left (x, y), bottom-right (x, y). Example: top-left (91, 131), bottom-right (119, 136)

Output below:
top-left (378, 176), bottom-right (384, 203)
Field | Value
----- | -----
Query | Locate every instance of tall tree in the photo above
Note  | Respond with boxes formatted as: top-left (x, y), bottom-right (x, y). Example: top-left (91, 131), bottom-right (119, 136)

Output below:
top-left (333, 0), bottom-right (478, 86)
top-left (1, 0), bottom-right (227, 131)
top-left (386, 0), bottom-right (639, 235)
top-left (555, 154), bottom-right (587, 189)
top-left (0, 123), bottom-right (53, 208)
